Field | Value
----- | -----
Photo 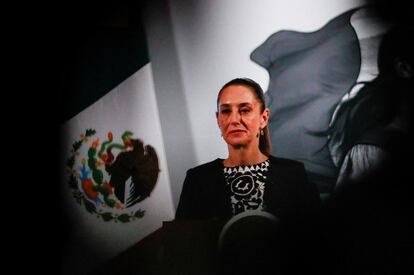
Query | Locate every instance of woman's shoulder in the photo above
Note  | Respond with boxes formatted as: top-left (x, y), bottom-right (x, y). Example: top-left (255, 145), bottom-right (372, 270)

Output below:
top-left (187, 158), bottom-right (223, 174)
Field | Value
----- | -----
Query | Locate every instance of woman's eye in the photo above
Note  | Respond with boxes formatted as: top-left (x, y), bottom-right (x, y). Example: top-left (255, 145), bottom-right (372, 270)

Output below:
top-left (240, 109), bottom-right (250, 113)
top-left (221, 109), bottom-right (231, 114)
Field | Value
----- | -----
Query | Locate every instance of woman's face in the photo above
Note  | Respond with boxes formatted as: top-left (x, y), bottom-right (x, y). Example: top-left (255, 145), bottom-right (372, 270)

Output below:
top-left (217, 84), bottom-right (269, 149)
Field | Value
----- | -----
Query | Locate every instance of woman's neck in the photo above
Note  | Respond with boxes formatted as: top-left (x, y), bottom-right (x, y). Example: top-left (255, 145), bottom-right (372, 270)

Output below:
top-left (224, 146), bottom-right (268, 167)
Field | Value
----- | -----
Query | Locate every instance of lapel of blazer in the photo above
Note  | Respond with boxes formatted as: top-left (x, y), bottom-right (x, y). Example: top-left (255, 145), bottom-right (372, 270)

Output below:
top-left (264, 156), bottom-right (291, 212)
top-left (211, 159), bottom-right (233, 218)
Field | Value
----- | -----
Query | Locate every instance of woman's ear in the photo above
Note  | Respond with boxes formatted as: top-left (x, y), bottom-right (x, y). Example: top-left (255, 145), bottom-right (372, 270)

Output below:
top-left (260, 108), bottom-right (270, 128)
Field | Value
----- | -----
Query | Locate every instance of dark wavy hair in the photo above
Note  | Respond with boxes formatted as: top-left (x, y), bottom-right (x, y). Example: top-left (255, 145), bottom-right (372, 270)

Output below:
top-left (217, 77), bottom-right (272, 156)
top-left (316, 26), bottom-right (414, 166)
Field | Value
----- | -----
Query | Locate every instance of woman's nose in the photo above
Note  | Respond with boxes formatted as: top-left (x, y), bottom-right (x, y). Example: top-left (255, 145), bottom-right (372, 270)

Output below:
top-left (229, 111), bottom-right (241, 124)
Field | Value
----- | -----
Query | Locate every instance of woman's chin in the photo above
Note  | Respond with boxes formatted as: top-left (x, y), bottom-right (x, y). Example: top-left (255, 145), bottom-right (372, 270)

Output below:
top-left (226, 140), bottom-right (248, 148)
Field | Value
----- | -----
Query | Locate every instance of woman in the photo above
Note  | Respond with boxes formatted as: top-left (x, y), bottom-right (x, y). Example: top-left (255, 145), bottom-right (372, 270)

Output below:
top-left (322, 26), bottom-right (414, 191)
top-left (318, 27), bottom-right (414, 274)
top-left (175, 78), bottom-right (321, 221)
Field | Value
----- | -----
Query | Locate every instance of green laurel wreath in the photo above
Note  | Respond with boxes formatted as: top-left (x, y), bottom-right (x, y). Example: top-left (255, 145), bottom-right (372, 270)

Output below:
top-left (66, 128), bottom-right (145, 222)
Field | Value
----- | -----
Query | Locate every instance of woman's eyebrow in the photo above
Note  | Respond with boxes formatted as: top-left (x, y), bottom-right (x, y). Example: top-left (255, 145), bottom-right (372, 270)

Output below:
top-left (219, 102), bottom-right (252, 108)
top-left (238, 102), bottom-right (252, 107)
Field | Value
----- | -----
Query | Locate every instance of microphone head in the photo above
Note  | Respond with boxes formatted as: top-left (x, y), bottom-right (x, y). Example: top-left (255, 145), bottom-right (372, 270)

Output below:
top-left (217, 210), bottom-right (282, 273)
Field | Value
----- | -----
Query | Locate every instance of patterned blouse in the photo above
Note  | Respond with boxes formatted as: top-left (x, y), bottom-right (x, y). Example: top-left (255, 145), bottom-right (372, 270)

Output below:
top-left (223, 160), bottom-right (270, 216)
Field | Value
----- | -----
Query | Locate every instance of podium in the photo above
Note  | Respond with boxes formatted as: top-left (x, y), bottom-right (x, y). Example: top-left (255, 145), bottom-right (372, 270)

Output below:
top-left (90, 219), bottom-right (225, 275)
top-left (90, 211), bottom-right (286, 275)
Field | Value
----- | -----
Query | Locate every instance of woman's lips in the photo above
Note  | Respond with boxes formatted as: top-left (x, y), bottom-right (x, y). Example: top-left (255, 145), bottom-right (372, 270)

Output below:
top-left (228, 129), bottom-right (245, 134)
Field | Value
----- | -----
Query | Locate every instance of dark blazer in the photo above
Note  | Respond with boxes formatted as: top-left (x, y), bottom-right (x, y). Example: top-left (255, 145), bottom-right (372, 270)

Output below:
top-left (175, 155), bottom-right (321, 222)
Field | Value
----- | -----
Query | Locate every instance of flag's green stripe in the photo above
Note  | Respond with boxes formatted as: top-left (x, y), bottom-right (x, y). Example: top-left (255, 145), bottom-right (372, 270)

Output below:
top-left (60, 21), bottom-right (149, 123)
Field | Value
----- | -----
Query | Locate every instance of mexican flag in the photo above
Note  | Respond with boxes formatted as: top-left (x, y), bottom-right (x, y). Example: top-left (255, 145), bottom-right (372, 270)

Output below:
top-left (59, 4), bottom-right (174, 274)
